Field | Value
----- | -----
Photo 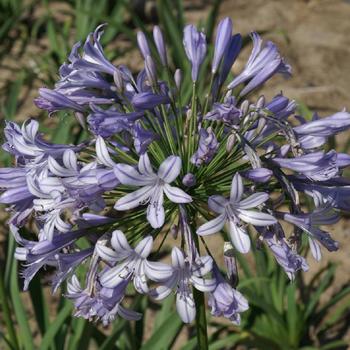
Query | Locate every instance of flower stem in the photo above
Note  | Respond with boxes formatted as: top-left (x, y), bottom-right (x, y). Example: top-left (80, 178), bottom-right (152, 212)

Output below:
top-left (193, 287), bottom-right (209, 350)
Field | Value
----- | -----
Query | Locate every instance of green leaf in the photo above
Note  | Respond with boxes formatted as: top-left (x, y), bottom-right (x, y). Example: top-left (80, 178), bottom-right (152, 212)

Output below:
top-left (140, 310), bottom-right (183, 350)
top-left (39, 303), bottom-right (72, 350)
top-left (208, 333), bottom-right (241, 350)
top-left (154, 294), bottom-right (175, 330)
top-left (10, 260), bottom-right (35, 350)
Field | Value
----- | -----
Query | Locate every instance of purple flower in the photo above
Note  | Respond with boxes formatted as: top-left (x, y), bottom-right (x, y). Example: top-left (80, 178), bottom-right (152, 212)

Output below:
top-left (294, 111), bottom-right (350, 137)
top-left (150, 247), bottom-right (215, 323)
top-left (67, 275), bottom-right (141, 324)
top-left (241, 168), bottom-right (272, 183)
top-left (228, 32), bottom-right (291, 96)
top-left (282, 204), bottom-right (339, 258)
top-left (273, 151), bottom-right (338, 181)
top-left (87, 104), bottom-right (143, 137)
top-left (182, 173), bottom-right (196, 187)
top-left (97, 230), bottom-right (171, 293)
top-left (70, 24), bottom-right (116, 75)
top-left (197, 173), bottom-right (276, 253)
top-left (218, 34), bottom-right (242, 86)
top-left (132, 122), bottom-right (157, 155)
top-left (205, 97), bottom-right (241, 125)
top-left (191, 128), bottom-right (219, 166)
top-left (263, 228), bottom-right (309, 279)
top-left (208, 265), bottom-right (248, 324)
top-left (132, 91), bottom-right (170, 110)
top-left (212, 17), bottom-right (233, 74)
top-left (183, 25), bottom-right (207, 82)
top-left (114, 153), bottom-right (192, 228)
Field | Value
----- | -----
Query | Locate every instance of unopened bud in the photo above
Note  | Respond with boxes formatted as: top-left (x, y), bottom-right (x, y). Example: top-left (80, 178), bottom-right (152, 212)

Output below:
top-left (256, 117), bottom-right (266, 135)
top-left (174, 69), bottom-right (182, 90)
top-left (240, 99), bottom-right (249, 115)
top-left (145, 55), bottom-right (157, 86)
top-left (256, 95), bottom-right (265, 109)
top-left (137, 31), bottom-right (151, 59)
top-left (224, 242), bottom-right (239, 287)
top-left (170, 224), bottom-right (178, 239)
top-left (74, 112), bottom-right (86, 129)
top-left (182, 173), bottom-right (196, 187)
top-left (113, 69), bottom-right (124, 93)
top-left (226, 133), bottom-right (236, 153)
top-left (153, 26), bottom-right (167, 66)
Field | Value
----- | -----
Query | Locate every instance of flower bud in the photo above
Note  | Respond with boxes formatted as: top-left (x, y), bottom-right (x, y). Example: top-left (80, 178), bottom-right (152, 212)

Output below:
top-left (224, 241), bottom-right (238, 287)
top-left (226, 133), bottom-right (236, 153)
top-left (137, 31), bottom-right (151, 59)
top-left (113, 69), bottom-right (124, 93)
top-left (240, 99), bottom-right (249, 115)
top-left (256, 95), bottom-right (265, 109)
top-left (182, 173), bottom-right (196, 187)
top-left (153, 25), bottom-right (167, 66)
top-left (145, 55), bottom-right (157, 86)
top-left (174, 69), bottom-right (182, 90)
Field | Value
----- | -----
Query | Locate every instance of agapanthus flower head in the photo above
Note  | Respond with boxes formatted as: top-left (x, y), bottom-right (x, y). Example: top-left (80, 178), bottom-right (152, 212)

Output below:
top-left (1, 16), bottom-right (348, 329)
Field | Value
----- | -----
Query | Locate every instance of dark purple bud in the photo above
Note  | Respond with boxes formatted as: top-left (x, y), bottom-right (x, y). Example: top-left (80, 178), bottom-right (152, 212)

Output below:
top-left (182, 173), bottom-right (196, 187)
top-left (153, 25), bottom-right (167, 66)
top-left (132, 91), bottom-right (170, 110)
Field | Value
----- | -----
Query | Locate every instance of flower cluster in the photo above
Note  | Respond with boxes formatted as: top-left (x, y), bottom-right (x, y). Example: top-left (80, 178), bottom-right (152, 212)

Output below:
top-left (1, 18), bottom-right (349, 325)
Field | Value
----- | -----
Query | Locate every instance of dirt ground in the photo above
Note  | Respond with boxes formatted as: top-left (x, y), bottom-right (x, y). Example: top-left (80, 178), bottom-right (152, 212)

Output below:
top-left (0, 0), bottom-right (350, 347)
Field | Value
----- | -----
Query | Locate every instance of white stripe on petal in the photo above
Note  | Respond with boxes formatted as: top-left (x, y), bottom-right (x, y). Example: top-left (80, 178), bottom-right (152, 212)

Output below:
top-left (114, 164), bottom-right (154, 186)
top-left (158, 156), bottom-right (181, 183)
top-left (238, 192), bottom-right (269, 209)
top-left (115, 185), bottom-right (153, 211)
top-left (164, 184), bottom-right (192, 203)
top-left (229, 221), bottom-right (251, 254)
top-left (237, 209), bottom-right (277, 226)
top-left (230, 173), bottom-right (244, 203)
top-left (149, 285), bottom-right (173, 300)
top-left (196, 214), bottom-right (226, 236)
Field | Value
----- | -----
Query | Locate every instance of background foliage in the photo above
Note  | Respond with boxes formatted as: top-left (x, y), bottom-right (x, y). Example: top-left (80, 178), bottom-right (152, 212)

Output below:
top-left (0, 0), bottom-right (349, 349)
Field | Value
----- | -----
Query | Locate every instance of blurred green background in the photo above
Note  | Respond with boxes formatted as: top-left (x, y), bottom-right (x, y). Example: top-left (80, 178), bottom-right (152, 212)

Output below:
top-left (0, 0), bottom-right (349, 349)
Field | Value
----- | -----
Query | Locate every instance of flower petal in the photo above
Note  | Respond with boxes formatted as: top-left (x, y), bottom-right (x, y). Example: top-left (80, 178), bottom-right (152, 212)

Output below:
top-left (171, 247), bottom-right (185, 268)
top-left (111, 230), bottom-right (132, 256)
top-left (157, 156), bottom-right (181, 183)
top-left (237, 209), bottom-right (277, 226)
top-left (145, 261), bottom-right (173, 281)
top-left (138, 152), bottom-right (155, 176)
top-left (191, 276), bottom-right (216, 292)
top-left (149, 285), bottom-right (173, 300)
top-left (114, 163), bottom-right (154, 186)
top-left (208, 195), bottom-right (226, 214)
top-left (118, 306), bottom-right (142, 321)
top-left (114, 185), bottom-right (153, 211)
top-left (96, 136), bottom-right (115, 167)
top-left (96, 244), bottom-right (119, 263)
top-left (164, 184), bottom-right (192, 203)
top-left (229, 221), bottom-right (251, 254)
top-left (230, 173), bottom-right (244, 203)
top-left (197, 214), bottom-right (226, 236)
top-left (308, 237), bottom-right (322, 261)
top-left (134, 235), bottom-right (153, 258)
top-left (176, 292), bottom-right (196, 323)
top-left (238, 192), bottom-right (269, 209)
top-left (147, 188), bottom-right (165, 228)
